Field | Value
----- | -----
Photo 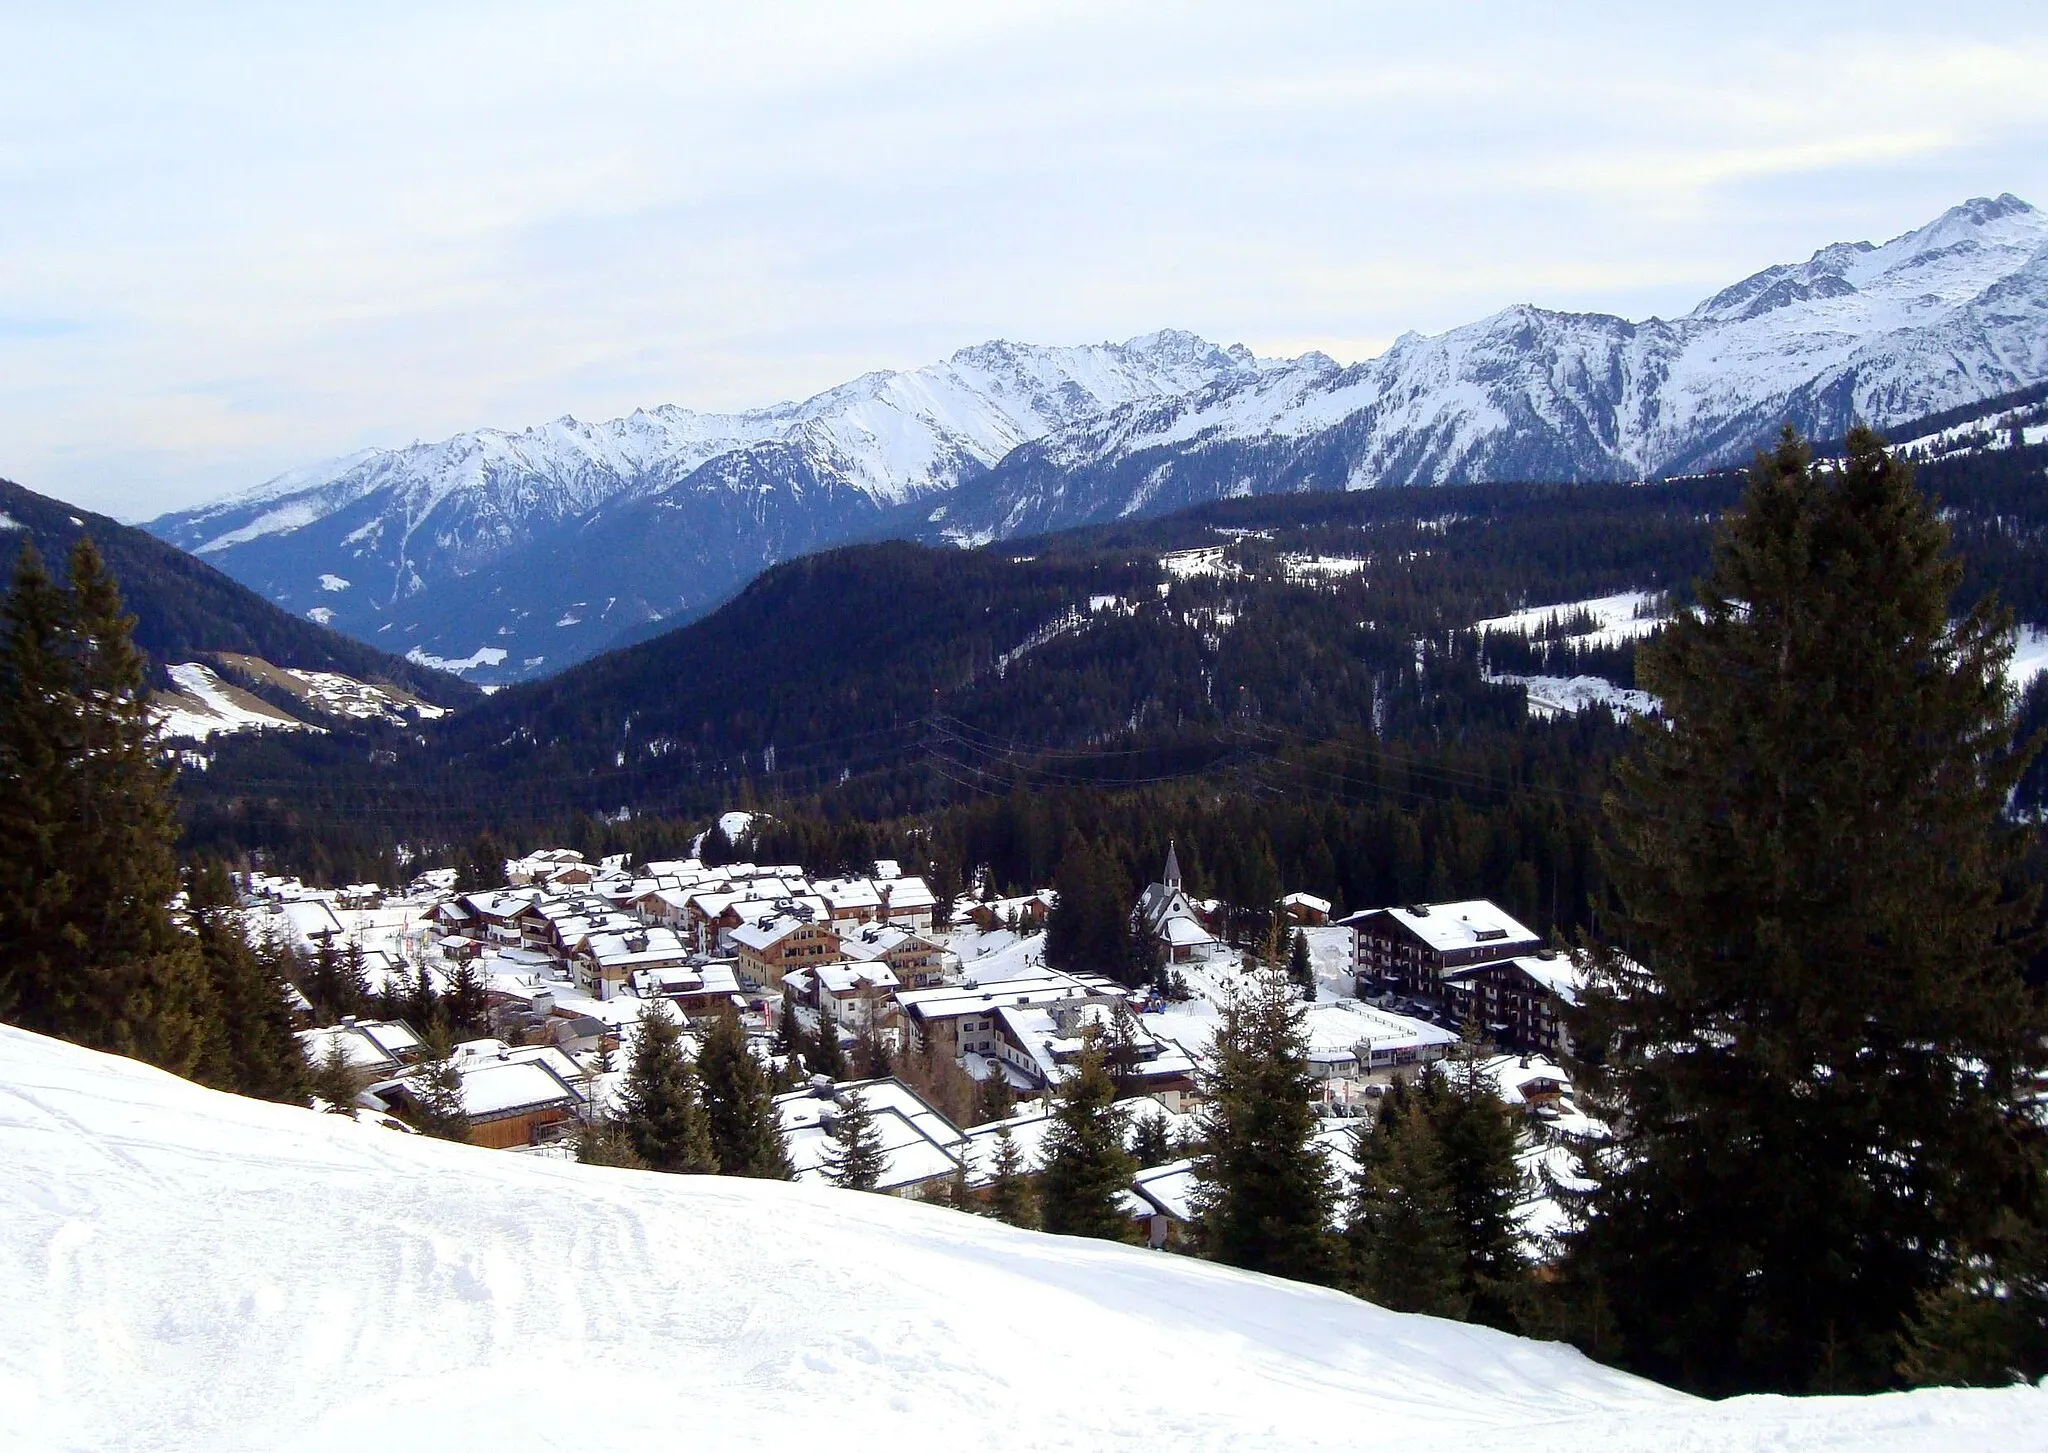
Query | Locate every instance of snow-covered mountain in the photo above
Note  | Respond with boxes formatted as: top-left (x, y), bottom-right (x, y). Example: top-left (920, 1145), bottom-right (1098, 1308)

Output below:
top-left (931, 194), bottom-right (2048, 543)
top-left (148, 195), bottom-right (2048, 683)
top-left (148, 333), bottom-right (1267, 682)
top-left (6, 1024), bottom-right (2041, 1452)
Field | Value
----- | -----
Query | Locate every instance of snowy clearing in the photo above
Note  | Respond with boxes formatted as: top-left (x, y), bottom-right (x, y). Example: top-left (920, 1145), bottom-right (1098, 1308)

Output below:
top-left (1474, 591), bottom-right (1668, 649)
top-left (3, 1028), bottom-right (2041, 1452)
top-left (1496, 673), bottom-right (1661, 719)
top-left (153, 662), bottom-right (320, 742)
top-left (318, 573), bottom-right (350, 592)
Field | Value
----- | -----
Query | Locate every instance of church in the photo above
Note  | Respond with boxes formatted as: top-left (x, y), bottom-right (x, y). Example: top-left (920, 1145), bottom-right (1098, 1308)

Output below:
top-left (1133, 842), bottom-right (1224, 964)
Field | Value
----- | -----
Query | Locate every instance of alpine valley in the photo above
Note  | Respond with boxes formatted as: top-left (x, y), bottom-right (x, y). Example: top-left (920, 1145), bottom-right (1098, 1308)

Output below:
top-left (147, 194), bottom-right (2048, 685)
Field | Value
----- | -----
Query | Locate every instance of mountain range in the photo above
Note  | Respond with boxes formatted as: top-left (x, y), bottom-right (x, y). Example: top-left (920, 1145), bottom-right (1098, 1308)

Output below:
top-left (147, 194), bottom-right (2048, 684)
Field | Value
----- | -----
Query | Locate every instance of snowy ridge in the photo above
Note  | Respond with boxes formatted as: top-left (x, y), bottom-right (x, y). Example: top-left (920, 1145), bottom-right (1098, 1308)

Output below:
top-left (2, 1026), bottom-right (2041, 1452)
top-left (938, 195), bottom-right (2048, 540)
top-left (147, 332), bottom-right (1264, 681)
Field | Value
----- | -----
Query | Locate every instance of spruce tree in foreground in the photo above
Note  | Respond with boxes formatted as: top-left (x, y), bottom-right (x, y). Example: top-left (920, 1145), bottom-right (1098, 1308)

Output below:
top-left (0, 538), bottom-right (215, 1074)
top-left (311, 1037), bottom-right (363, 1115)
top-left (1568, 428), bottom-right (2048, 1394)
top-left (808, 1014), bottom-right (847, 1081)
top-left (1347, 1084), bottom-right (1466, 1317)
top-left (1192, 974), bottom-right (1335, 1283)
top-left (615, 1003), bottom-right (715, 1173)
top-left (1037, 1030), bottom-right (1136, 1241)
top-left (823, 1088), bottom-right (887, 1191)
top-left (1426, 1048), bottom-right (1527, 1329)
top-left (698, 1010), bottom-right (794, 1179)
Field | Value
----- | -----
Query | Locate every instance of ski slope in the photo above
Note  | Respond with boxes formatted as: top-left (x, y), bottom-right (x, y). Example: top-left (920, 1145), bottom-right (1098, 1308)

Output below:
top-left (1, 1026), bottom-right (2040, 1452)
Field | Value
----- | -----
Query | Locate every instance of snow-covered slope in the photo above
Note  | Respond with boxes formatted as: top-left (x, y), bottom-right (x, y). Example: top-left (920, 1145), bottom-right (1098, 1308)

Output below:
top-left (3, 1027), bottom-right (2042, 1453)
top-left (935, 194), bottom-right (2048, 542)
top-left (146, 333), bottom-right (1264, 682)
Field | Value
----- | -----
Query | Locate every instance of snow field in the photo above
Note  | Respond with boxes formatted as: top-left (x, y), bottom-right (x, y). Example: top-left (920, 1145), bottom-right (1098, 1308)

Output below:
top-left (4, 1027), bottom-right (2043, 1452)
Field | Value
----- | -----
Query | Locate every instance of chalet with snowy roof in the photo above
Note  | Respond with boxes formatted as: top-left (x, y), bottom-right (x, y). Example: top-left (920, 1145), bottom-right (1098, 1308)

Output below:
top-left (789, 960), bottom-right (902, 1030)
top-left (1343, 899), bottom-right (1542, 997)
top-left (966, 891), bottom-right (1056, 934)
top-left (840, 923), bottom-right (951, 988)
top-left (775, 1077), bottom-right (969, 1196)
top-left (568, 923), bottom-right (695, 1002)
top-left (372, 1040), bottom-right (589, 1150)
top-left (1134, 842), bottom-right (1222, 964)
top-left (813, 876), bottom-right (883, 926)
top-left (874, 876), bottom-right (937, 931)
top-left (731, 910), bottom-right (841, 989)
top-left (897, 966), bottom-right (1123, 1068)
top-left (297, 1017), bottom-right (425, 1077)
top-left (1441, 949), bottom-right (1585, 1055)
top-left (988, 999), bottom-right (1199, 1110)
top-left (506, 848), bottom-right (595, 888)
top-left (1280, 891), bottom-right (1332, 925)
top-left (633, 959), bottom-right (744, 1016)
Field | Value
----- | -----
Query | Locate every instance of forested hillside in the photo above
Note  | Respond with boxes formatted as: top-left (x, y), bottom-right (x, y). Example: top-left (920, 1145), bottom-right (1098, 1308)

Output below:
top-left (0, 479), bottom-right (475, 707)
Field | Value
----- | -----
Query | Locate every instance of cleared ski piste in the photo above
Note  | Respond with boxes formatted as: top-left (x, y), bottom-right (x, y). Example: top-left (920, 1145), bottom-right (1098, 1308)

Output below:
top-left (2, 1026), bottom-right (2039, 1453)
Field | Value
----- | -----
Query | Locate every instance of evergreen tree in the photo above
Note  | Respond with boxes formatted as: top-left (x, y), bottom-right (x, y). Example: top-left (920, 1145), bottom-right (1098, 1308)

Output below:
top-left (1428, 1046), bottom-right (1527, 1328)
top-left (443, 956), bottom-right (487, 1037)
top-left (306, 937), bottom-right (342, 1022)
top-left (310, 1036), bottom-right (363, 1114)
top-left (1288, 928), bottom-right (1315, 999)
top-left (339, 940), bottom-right (373, 1018)
top-left (1130, 1107), bottom-right (1176, 1168)
top-left (1347, 1088), bottom-right (1467, 1317)
top-left (823, 1087), bottom-right (888, 1191)
top-left (808, 1013), bottom-right (847, 1081)
top-left (0, 538), bottom-right (216, 1074)
top-left (1101, 999), bottom-right (1145, 1099)
top-left (1037, 1030), bottom-right (1137, 1241)
top-left (698, 1010), bottom-right (794, 1179)
top-left (575, 1118), bottom-right (649, 1169)
top-left (615, 1003), bottom-right (715, 1173)
top-left (773, 992), bottom-right (806, 1063)
top-left (1192, 974), bottom-right (1336, 1283)
top-left (186, 862), bottom-right (309, 1104)
top-left (986, 1121), bottom-right (1037, 1227)
top-left (407, 962), bottom-right (441, 1038)
top-left (1046, 834), bottom-right (1134, 983)
top-left (1569, 428), bottom-right (2048, 1394)
top-left (404, 1033), bottom-right (471, 1142)
top-left (974, 1067), bottom-right (1016, 1126)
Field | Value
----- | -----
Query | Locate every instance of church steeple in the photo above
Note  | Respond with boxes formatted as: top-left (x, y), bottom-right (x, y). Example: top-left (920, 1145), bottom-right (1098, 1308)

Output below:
top-left (1163, 839), bottom-right (1182, 891)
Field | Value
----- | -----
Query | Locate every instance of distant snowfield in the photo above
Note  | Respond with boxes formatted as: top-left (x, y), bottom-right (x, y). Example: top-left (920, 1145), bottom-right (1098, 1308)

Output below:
top-left (1475, 591), bottom-right (1669, 648)
top-left (3, 1027), bottom-right (2039, 1453)
top-left (405, 643), bottom-right (509, 672)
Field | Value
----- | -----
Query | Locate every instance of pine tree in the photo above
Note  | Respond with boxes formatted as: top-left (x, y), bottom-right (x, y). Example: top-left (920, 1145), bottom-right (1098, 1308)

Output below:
top-left (0, 540), bottom-right (76, 1030)
top-left (186, 862), bottom-right (309, 1104)
top-left (1427, 1047), bottom-right (1527, 1329)
top-left (808, 1013), bottom-right (847, 1081)
top-left (823, 1087), bottom-right (888, 1191)
top-left (575, 1118), bottom-right (649, 1169)
top-left (1568, 428), bottom-right (2048, 1394)
top-left (1192, 974), bottom-right (1336, 1283)
top-left (407, 962), bottom-right (441, 1038)
top-left (307, 937), bottom-right (342, 1022)
top-left (1101, 999), bottom-right (1145, 1099)
top-left (443, 956), bottom-right (487, 1037)
top-left (698, 1010), bottom-right (794, 1179)
top-left (986, 1121), bottom-right (1037, 1227)
top-left (614, 1002), bottom-right (715, 1173)
top-left (1288, 928), bottom-right (1315, 999)
top-left (1347, 1090), bottom-right (1467, 1317)
top-left (1130, 1107), bottom-right (1176, 1168)
top-left (310, 1036), bottom-right (363, 1114)
top-left (0, 538), bottom-right (216, 1074)
top-left (404, 1032), bottom-right (470, 1142)
top-left (974, 1067), bottom-right (1016, 1126)
top-left (1037, 1030), bottom-right (1137, 1242)
top-left (339, 940), bottom-right (373, 1018)
top-left (1046, 834), bottom-right (1135, 983)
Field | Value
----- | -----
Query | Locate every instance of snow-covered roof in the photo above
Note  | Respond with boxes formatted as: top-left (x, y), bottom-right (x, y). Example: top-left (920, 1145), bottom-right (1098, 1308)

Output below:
top-left (1358, 900), bottom-right (1541, 956)
top-left (775, 1078), bottom-right (965, 1190)
top-left (454, 1058), bottom-right (585, 1118)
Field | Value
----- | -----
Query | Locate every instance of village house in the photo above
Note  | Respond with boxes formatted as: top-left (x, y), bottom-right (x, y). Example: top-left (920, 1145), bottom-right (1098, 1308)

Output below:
top-left (297, 1017), bottom-right (426, 1078)
top-left (967, 891), bottom-right (1055, 934)
top-left (633, 960), bottom-right (745, 1017)
top-left (775, 1077), bottom-right (970, 1196)
top-left (987, 999), bottom-right (1200, 1110)
top-left (1280, 891), bottom-right (1332, 926)
top-left (896, 965), bottom-right (1124, 1068)
top-left (1342, 899), bottom-right (1543, 999)
top-left (840, 922), bottom-right (952, 989)
top-left (1441, 949), bottom-right (1585, 1055)
top-left (731, 911), bottom-right (842, 989)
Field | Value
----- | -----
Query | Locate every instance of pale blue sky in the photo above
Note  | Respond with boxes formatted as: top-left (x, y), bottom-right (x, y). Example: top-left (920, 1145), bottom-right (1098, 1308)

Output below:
top-left (3, 1), bottom-right (2045, 519)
